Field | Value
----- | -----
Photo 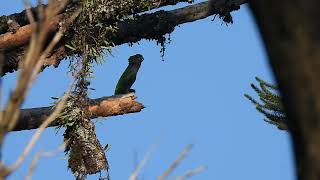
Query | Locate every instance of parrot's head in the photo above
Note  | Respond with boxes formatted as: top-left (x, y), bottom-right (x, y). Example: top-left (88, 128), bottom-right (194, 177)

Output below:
top-left (128, 54), bottom-right (144, 65)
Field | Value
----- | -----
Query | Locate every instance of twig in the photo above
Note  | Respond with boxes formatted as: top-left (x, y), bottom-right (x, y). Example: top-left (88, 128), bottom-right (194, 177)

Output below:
top-left (174, 166), bottom-right (206, 180)
top-left (129, 143), bottom-right (158, 180)
top-left (0, 51), bottom-right (3, 120)
top-left (0, 0), bottom-right (70, 143)
top-left (6, 92), bottom-right (69, 176)
top-left (25, 142), bottom-right (67, 180)
top-left (158, 144), bottom-right (194, 180)
top-left (23, 0), bottom-right (35, 24)
top-left (30, 5), bottom-right (82, 82)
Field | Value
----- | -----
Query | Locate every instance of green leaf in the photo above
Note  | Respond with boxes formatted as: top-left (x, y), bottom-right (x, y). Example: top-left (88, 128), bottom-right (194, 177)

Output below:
top-left (65, 44), bottom-right (77, 51)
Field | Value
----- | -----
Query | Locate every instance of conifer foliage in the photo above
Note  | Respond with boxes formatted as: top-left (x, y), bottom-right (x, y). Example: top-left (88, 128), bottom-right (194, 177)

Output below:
top-left (244, 77), bottom-right (288, 130)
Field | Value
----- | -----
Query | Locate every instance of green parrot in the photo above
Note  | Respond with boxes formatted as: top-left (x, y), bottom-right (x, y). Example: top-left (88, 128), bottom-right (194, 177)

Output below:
top-left (114, 54), bottom-right (144, 95)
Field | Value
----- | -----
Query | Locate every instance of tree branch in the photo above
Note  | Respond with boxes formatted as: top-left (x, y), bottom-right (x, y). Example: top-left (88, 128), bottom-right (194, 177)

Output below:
top-left (1, 0), bottom-right (247, 76)
top-left (0, 0), bottom-right (191, 50)
top-left (0, 14), bottom-right (63, 50)
top-left (12, 93), bottom-right (144, 131)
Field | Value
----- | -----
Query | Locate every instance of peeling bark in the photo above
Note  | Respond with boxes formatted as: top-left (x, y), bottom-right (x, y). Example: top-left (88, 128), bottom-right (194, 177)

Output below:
top-left (13, 93), bottom-right (144, 131)
top-left (0, 15), bottom-right (63, 50)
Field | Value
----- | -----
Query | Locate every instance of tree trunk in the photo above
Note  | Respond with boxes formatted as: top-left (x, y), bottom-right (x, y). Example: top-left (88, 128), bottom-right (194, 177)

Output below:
top-left (249, 1), bottom-right (320, 180)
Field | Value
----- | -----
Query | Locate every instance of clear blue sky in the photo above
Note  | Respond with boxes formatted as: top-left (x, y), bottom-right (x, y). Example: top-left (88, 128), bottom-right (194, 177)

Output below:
top-left (1, 1), bottom-right (294, 180)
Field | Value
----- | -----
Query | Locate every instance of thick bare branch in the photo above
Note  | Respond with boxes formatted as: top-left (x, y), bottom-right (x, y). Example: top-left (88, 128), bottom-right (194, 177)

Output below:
top-left (112, 0), bottom-right (245, 44)
top-left (0, 14), bottom-right (67, 50)
top-left (1, 0), bottom-right (246, 76)
top-left (13, 93), bottom-right (144, 131)
top-left (0, 0), bottom-right (191, 50)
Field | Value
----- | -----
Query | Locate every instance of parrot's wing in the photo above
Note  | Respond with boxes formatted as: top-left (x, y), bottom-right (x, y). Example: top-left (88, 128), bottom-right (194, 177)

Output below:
top-left (114, 70), bottom-right (137, 95)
